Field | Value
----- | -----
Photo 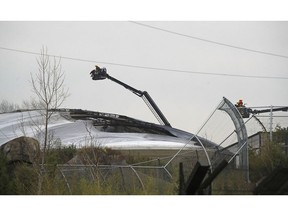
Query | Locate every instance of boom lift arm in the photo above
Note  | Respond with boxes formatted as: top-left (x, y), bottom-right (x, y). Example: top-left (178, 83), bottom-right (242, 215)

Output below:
top-left (90, 66), bottom-right (171, 127)
top-left (235, 99), bottom-right (288, 118)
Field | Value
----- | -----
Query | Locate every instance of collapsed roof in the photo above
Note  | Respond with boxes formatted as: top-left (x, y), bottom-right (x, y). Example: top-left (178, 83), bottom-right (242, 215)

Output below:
top-left (0, 109), bottom-right (216, 150)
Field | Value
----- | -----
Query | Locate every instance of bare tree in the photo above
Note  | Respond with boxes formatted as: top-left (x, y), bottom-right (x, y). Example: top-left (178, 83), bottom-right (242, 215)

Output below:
top-left (30, 47), bottom-right (69, 194)
top-left (0, 99), bottom-right (20, 113)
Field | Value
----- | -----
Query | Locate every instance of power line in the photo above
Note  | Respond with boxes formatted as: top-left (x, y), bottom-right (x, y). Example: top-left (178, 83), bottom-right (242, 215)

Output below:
top-left (1, 46), bottom-right (288, 80)
top-left (130, 21), bottom-right (288, 60)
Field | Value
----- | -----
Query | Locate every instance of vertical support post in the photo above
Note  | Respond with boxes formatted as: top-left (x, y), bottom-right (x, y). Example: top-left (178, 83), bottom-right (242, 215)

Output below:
top-left (119, 167), bottom-right (126, 191)
top-left (179, 162), bottom-right (185, 195)
top-left (270, 105), bottom-right (273, 142)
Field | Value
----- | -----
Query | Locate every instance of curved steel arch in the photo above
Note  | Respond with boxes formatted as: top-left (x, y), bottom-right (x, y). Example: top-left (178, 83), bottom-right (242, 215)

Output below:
top-left (253, 115), bottom-right (267, 132)
top-left (218, 97), bottom-right (249, 177)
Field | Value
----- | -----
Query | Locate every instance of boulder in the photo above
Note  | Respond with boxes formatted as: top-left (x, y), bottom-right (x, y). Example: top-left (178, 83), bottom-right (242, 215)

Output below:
top-left (0, 136), bottom-right (40, 164)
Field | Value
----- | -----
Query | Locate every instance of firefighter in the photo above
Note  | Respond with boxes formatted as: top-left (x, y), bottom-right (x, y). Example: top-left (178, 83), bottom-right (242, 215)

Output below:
top-left (235, 99), bottom-right (243, 108)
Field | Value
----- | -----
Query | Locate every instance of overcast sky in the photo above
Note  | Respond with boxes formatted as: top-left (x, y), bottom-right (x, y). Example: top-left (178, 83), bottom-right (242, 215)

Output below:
top-left (1, 21), bottom-right (288, 133)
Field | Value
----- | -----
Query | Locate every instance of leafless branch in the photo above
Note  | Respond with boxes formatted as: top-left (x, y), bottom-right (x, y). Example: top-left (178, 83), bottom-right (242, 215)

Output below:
top-left (29, 46), bottom-right (69, 194)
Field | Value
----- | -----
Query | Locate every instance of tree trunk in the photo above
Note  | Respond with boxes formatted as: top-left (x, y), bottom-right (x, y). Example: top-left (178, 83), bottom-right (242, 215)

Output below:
top-left (37, 108), bottom-right (49, 195)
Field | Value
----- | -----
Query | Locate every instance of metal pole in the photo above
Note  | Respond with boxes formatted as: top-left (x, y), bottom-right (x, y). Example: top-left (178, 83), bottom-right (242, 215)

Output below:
top-left (270, 105), bottom-right (273, 142)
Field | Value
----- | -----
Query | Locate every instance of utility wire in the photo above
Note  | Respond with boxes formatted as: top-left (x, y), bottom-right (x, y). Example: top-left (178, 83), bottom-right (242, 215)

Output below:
top-left (1, 46), bottom-right (288, 80)
top-left (130, 21), bottom-right (288, 60)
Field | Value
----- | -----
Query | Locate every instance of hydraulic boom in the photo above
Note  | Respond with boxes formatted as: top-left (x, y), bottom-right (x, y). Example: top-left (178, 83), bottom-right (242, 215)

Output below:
top-left (90, 66), bottom-right (171, 127)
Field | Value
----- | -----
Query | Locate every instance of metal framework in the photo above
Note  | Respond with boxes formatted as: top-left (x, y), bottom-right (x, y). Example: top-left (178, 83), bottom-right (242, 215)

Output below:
top-left (218, 97), bottom-right (249, 181)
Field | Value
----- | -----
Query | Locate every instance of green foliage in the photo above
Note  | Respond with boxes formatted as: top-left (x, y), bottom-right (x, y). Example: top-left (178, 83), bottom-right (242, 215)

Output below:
top-left (0, 145), bottom-right (178, 195)
top-left (125, 151), bottom-right (152, 165)
top-left (274, 125), bottom-right (288, 144)
top-left (13, 163), bottom-right (38, 195)
top-left (76, 146), bottom-right (122, 165)
top-left (249, 126), bottom-right (288, 183)
top-left (46, 144), bottom-right (77, 164)
top-left (0, 153), bottom-right (39, 195)
top-left (212, 167), bottom-right (254, 195)
top-left (0, 153), bottom-right (15, 194)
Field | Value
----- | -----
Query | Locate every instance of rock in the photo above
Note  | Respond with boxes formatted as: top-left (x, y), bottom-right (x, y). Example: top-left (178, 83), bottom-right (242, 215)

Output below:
top-left (0, 136), bottom-right (40, 164)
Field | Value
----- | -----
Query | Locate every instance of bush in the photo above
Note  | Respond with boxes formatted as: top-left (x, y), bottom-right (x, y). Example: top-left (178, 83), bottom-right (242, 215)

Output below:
top-left (0, 153), bottom-right (15, 194)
